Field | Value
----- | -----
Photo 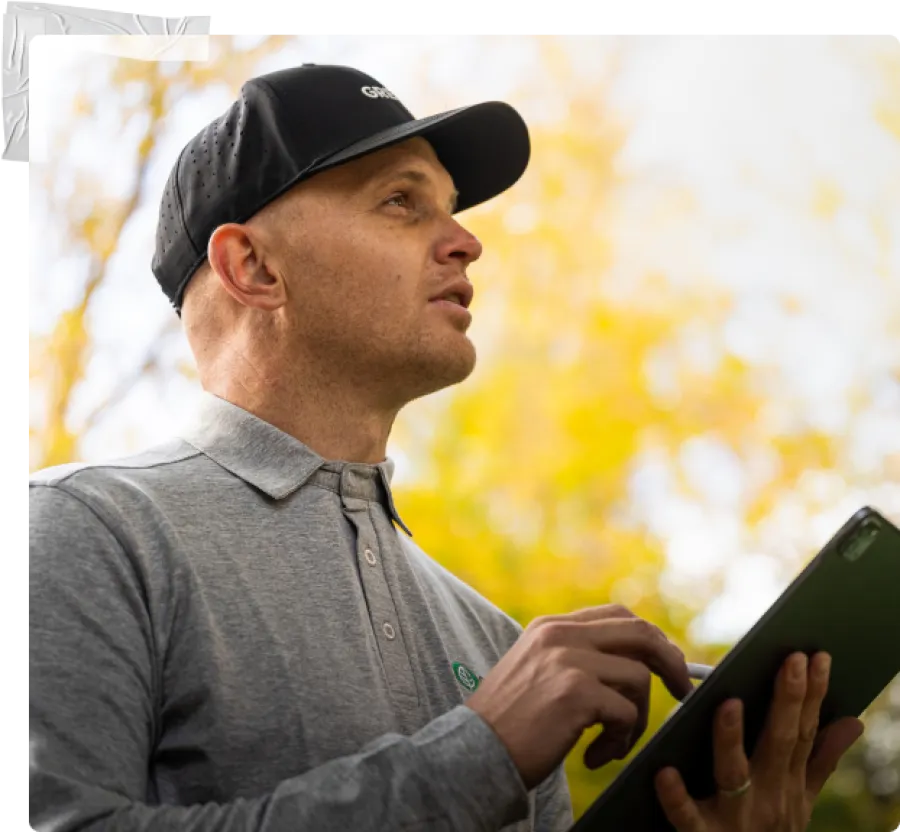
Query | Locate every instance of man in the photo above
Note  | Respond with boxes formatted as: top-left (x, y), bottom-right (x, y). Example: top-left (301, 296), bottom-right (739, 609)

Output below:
top-left (30, 63), bottom-right (864, 831)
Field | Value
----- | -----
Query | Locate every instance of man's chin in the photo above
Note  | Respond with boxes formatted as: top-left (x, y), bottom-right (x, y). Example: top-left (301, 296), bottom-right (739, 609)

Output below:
top-left (443, 340), bottom-right (477, 383)
top-left (406, 345), bottom-right (477, 400)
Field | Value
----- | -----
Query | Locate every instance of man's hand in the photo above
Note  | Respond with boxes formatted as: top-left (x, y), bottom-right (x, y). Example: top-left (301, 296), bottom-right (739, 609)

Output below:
top-left (654, 651), bottom-right (865, 831)
top-left (465, 605), bottom-right (693, 791)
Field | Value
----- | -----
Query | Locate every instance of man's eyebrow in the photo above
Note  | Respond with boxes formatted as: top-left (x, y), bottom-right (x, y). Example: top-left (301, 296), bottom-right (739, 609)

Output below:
top-left (374, 168), bottom-right (459, 213)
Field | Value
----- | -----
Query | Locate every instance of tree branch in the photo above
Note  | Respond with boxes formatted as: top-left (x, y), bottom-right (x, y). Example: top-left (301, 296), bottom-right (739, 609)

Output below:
top-left (76, 316), bottom-right (181, 438)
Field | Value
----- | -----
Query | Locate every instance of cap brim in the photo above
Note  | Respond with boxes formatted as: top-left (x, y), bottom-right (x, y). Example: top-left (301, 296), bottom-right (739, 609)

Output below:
top-left (308, 101), bottom-right (530, 213)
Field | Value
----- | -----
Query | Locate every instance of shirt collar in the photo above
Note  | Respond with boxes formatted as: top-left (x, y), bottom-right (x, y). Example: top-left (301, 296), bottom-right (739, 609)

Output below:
top-left (178, 391), bottom-right (413, 537)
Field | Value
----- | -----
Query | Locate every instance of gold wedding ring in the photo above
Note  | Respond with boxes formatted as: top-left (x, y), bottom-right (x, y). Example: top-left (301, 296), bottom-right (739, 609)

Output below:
top-left (718, 777), bottom-right (752, 798)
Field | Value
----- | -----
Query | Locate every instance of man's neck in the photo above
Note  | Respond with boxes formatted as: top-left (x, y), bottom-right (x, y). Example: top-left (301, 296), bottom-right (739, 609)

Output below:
top-left (208, 373), bottom-right (398, 465)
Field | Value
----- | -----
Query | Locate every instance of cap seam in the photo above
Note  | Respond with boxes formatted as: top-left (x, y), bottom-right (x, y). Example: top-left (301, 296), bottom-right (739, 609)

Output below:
top-left (253, 76), bottom-right (351, 180)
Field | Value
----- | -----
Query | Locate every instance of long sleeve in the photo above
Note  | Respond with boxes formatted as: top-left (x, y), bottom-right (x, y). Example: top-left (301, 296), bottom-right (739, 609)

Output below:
top-left (30, 484), bottom-right (531, 832)
top-left (533, 762), bottom-right (574, 832)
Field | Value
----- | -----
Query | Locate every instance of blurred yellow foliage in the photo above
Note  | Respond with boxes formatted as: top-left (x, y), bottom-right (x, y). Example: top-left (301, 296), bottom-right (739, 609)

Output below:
top-left (875, 46), bottom-right (900, 142)
top-left (811, 180), bottom-right (843, 219)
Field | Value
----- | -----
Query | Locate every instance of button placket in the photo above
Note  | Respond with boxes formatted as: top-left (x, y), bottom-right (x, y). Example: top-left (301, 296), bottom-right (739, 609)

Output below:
top-left (340, 489), bottom-right (419, 710)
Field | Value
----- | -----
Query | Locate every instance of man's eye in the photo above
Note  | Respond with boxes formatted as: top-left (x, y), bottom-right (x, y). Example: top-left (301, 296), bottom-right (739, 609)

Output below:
top-left (385, 192), bottom-right (410, 208)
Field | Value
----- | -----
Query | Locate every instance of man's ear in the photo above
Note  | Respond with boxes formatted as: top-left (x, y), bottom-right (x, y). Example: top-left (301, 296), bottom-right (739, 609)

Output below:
top-left (206, 223), bottom-right (286, 312)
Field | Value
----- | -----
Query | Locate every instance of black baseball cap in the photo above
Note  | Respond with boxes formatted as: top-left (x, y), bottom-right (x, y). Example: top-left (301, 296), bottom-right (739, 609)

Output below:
top-left (151, 63), bottom-right (531, 314)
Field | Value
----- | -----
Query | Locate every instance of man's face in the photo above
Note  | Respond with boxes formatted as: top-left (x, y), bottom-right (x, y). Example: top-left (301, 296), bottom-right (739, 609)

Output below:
top-left (264, 137), bottom-right (483, 407)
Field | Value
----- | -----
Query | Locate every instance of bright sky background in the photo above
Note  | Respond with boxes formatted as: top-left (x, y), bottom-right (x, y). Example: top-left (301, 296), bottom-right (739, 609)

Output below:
top-left (27, 34), bottom-right (900, 644)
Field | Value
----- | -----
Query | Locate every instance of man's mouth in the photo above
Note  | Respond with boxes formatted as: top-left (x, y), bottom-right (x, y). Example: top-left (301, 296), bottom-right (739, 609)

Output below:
top-left (428, 279), bottom-right (474, 309)
top-left (431, 293), bottom-right (465, 306)
top-left (429, 297), bottom-right (472, 322)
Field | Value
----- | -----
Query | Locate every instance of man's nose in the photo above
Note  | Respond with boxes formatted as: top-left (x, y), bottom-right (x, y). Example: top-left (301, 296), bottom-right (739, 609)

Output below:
top-left (436, 218), bottom-right (483, 266)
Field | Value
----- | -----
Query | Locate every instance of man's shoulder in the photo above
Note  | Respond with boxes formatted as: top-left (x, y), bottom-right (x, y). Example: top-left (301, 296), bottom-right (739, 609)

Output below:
top-left (29, 438), bottom-right (218, 584)
top-left (29, 437), bottom-right (205, 511)
top-left (25, 438), bottom-right (200, 490)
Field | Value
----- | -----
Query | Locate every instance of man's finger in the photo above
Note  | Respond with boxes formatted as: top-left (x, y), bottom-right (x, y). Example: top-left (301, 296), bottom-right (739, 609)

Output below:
top-left (655, 767), bottom-right (706, 832)
top-left (712, 699), bottom-right (751, 829)
top-left (566, 604), bottom-right (640, 622)
top-left (549, 605), bottom-right (685, 656)
top-left (577, 618), bottom-right (692, 701)
top-left (527, 604), bottom-right (638, 631)
top-left (577, 652), bottom-right (652, 764)
top-left (806, 717), bottom-right (865, 798)
top-left (582, 685), bottom-right (640, 769)
top-left (752, 653), bottom-right (807, 787)
top-left (584, 723), bottom-right (632, 769)
top-left (789, 652), bottom-right (830, 779)
top-left (592, 653), bottom-right (652, 755)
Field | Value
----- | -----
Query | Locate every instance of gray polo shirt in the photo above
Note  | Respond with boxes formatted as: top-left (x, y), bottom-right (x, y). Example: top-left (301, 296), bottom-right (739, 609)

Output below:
top-left (29, 391), bottom-right (574, 832)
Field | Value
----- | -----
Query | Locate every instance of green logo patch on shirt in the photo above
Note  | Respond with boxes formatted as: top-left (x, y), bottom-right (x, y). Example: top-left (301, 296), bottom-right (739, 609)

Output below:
top-left (451, 661), bottom-right (483, 692)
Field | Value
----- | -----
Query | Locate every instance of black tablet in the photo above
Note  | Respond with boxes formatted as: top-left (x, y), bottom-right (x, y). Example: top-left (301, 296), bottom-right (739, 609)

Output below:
top-left (570, 505), bottom-right (900, 832)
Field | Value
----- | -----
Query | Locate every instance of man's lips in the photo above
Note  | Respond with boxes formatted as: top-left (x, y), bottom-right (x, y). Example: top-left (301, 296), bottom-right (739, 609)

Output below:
top-left (428, 278), bottom-right (474, 309)
top-left (429, 297), bottom-right (473, 322)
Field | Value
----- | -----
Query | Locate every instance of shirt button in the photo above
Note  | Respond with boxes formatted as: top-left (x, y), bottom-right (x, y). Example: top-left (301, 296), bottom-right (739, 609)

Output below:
top-left (383, 622), bottom-right (395, 640)
top-left (364, 548), bottom-right (377, 566)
